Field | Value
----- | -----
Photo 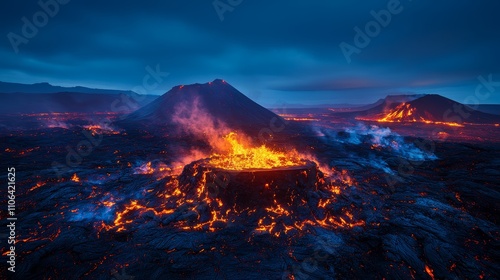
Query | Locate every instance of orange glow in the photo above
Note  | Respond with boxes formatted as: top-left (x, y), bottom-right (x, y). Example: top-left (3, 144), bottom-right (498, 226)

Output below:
top-left (71, 173), bottom-right (80, 182)
top-left (425, 265), bottom-right (435, 280)
top-left (93, 161), bottom-right (364, 237)
top-left (178, 209), bottom-right (229, 232)
top-left (370, 103), bottom-right (465, 127)
top-left (209, 132), bottom-right (305, 170)
top-left (100, 200), bottom-right (175, 232)
top-left (29, 182), bottom-right (45, 192)
top-left (278, 114), bottom-right (320, 122)
top-left (378, 103), bottom-right (416, 122)
top-left (102, 201), bottom-right (116, 208)
top-left (283, 117), bottom-right (320, 122)
top-left (135, 161), bottom-right (175, 178)
top-left (141, 162), bottom-right (155, 174)
top-left (418, 120), bottom-right (464, 127)
top-left (450, 263), bottom-right (457, 271)
top-left (84, 124), bottom-right (120, 135)
top-left (91, 132), bottom-right (363, 238)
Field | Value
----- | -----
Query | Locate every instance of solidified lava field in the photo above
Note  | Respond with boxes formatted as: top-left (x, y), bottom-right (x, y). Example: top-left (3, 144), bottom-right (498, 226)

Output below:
top-left (0, 112), bottom-right (499, 280)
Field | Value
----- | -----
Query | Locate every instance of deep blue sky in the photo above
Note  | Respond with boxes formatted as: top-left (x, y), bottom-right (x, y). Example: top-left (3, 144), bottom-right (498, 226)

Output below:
top-left (1, 0), bottom-right (499, 106)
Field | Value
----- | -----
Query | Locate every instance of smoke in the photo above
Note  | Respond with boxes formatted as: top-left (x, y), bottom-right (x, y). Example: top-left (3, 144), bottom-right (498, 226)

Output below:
top-left (341, 123), bottom-right (437, 161)
top-left (133, 159), bottom-right (194, 176)
top-left (167, 97), bottom-right (228, 171)
top-left (168, 149), bottom-right (208, 171)
top-left (69, 193), bottom-right (117, 222)
top-left (172, 97), bottom-right (230, 152)
top-left (69, 204), bottom-right (115, 222)
top-left (365, 154), bottom-right (395, 175)
top-left (312, 123), bottom-right (437, 175)
top-left (133, 161), bottom-right (155, 175)
top-left (46, 120), bottom-right (71, 129)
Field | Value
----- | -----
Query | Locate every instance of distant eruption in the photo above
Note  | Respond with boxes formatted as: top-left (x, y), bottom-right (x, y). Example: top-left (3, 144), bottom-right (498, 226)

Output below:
top-left (376, 102), bottom-right (464, 127)
top-left (358, 94), bottom-right (500, 126)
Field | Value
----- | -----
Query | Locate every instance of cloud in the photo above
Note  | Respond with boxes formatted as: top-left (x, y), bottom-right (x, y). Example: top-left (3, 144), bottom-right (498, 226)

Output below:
top-left (0, 1), bottom-right (499, 104)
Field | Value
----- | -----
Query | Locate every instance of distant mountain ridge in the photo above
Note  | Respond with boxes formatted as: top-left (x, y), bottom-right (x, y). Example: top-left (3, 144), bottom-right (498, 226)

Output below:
top-left (472, 105), bottom-right (500, 116)
top-left (330, 94), bottom-right (425, 117)
top-left (0, 81), bottom-right (136, 95)
top-left (0, 81), bottom-right (159, 114)
top-left (0, 92), bottom-right (158, 114)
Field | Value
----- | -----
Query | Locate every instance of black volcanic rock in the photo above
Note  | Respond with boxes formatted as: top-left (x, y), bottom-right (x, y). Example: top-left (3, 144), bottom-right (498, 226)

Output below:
top-left (360, 94), bottom-right (500, 124)
top-left (178, 159), bottom-right (319, 211)
top-left (121, 79), bottom-right (284, 133)
top-left (2, 114), bottom-right (499, 279)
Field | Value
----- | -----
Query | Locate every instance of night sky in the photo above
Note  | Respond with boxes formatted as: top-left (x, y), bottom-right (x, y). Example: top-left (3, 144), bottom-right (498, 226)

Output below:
top-left (1, 0), bottom-right (499, 106)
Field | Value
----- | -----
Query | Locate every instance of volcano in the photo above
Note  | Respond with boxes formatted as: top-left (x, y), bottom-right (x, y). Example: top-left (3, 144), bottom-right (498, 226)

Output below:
top-left (355, 94), bottom-right (425, 115)
top-left (120, 79), bottom-right (283, 134)
top-left (359, 94), bottom-right (500, 125)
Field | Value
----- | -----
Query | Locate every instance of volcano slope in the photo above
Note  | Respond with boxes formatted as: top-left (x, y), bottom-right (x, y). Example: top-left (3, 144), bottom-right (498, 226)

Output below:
top-left (0, 83), bottom-right (499, 279)
top-left (118, 79), bottom-right (291, 138)
top-left (358, 94), bottom-right (500, 125)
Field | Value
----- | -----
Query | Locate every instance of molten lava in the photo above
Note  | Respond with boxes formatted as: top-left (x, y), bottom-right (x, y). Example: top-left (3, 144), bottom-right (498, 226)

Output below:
top-left (378, 103), bottom-right (416, 122)
top-left (208, 132), bottom-right (305, 170)
top-left (92, 132), bottom-right (365, 239)
top-left (373, 103), bottom-right (465, 127)
top-left (71, 173), bottom-right (80, 182)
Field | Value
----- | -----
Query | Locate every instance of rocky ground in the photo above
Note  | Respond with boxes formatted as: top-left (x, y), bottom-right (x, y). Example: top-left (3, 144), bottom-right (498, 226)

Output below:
top-left (0, 116), bottom-right (499, 279)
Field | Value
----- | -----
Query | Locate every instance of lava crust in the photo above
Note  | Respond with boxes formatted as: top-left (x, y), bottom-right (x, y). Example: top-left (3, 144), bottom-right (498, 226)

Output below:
top-left (179, 159), bottom-right (320, 210)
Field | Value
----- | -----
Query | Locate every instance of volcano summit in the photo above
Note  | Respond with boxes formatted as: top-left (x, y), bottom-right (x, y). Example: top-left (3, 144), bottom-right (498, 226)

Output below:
top-left (121, 79), bottom-right (283, 135)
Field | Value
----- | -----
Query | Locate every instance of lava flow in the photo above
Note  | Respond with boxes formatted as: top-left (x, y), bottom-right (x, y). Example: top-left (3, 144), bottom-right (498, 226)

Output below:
top-left (95, 131), bottom-right (363, 239)
top-left (6, 81), bottom-right (498, 279)
top-left (375, 103), bottom-right (464, 127)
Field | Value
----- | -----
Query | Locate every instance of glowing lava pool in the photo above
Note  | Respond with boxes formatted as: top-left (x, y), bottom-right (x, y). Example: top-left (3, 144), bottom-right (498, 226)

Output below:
top-left (208, 132), bottom-right (305, 170)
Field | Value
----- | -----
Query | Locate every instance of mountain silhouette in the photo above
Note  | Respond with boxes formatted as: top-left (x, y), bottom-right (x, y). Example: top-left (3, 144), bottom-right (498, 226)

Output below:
top-left (121, 79), bottom-right (283, 134)
top-left (361, 94), bottom-right (500, 124)
top-left (0, 81), bottom-right (139, 95)
top-left (0, 92), bottom-right (157, 114)
top-left (353, 94), bottom-right (425, 116)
